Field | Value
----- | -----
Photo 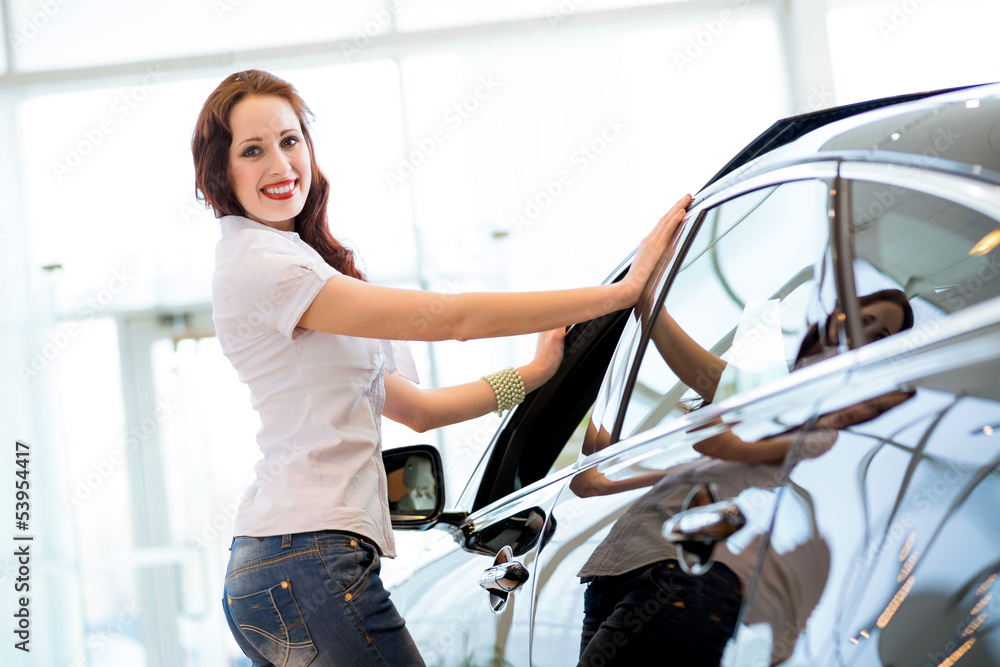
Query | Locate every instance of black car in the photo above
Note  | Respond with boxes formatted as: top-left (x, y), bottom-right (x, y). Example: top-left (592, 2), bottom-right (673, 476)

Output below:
top-left (382, 82), bottom-right (1000, 666)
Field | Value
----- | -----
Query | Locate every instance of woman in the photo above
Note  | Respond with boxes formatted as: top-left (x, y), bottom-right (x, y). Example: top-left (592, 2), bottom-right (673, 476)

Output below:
top-left (192, 69), bottom-right (690, 666)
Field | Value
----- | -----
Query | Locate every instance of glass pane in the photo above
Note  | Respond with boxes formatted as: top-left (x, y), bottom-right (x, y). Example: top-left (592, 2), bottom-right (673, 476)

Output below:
top-left (820, 93), bottom-right (1000, 175)
top-left (150, 334), bottom-right (262, 665)
top-left (826, 0), bottom-right (1000, 104)
top-left (284, 61), bottom-right (417, 281)
top-left (10, 0), bottom-right (386, 72)
top-left (849, 180), bottom-right (1000, 320)
top-left (396, 4), bottom-right (788, 301)
top-left (620, 179), bottom-right (833, 440)
top-left (20, 76), bottom-right (227, 314)
top-left (51, 317), bottom-right (147, 664)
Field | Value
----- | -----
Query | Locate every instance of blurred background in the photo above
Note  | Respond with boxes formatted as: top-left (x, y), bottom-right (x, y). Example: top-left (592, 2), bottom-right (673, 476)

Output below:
top-left (0, 0), bottom-right (997, 664)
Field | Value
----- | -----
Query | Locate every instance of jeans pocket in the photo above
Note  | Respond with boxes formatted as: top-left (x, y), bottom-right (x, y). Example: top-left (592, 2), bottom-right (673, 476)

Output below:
top-left (228, 581), bottom-right (318, 667)
top-left (319, 535), bottom-right (380, 599)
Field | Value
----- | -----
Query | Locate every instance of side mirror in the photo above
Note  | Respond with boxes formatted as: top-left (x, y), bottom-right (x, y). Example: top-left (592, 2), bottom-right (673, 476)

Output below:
top-left (383, 445), bottom-right (446, 529)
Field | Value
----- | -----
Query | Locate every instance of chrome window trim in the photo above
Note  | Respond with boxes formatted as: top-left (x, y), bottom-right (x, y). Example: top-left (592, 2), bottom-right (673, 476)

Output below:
top-left (839, 161), bottom-right (1000, 220)
top-left (692, 161), bottom-right (840, 212)
top-left (833, 149), bottom-right (1000, 186)
top-left (698, 150), bottom-right (1000, 206)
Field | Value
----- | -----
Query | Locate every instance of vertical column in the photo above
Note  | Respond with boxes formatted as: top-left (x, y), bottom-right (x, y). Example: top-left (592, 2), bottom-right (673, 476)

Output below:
top-left (116, 316), bottom-right (184, 666)
top-left (782, 0), bottom-right (838, 113)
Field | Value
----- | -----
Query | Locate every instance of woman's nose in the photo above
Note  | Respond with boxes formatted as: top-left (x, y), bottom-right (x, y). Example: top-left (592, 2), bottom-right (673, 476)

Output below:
top-left (267, 148), bottom-right (291, 174)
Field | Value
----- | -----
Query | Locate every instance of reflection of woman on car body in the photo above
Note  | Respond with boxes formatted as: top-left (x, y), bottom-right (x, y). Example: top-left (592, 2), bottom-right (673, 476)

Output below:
top-left (576, 288), bottom-right (915, 471)
top-left (192, 69), bottom-right (691, 666)
top-left (573, 287), bottom-right (914, 666)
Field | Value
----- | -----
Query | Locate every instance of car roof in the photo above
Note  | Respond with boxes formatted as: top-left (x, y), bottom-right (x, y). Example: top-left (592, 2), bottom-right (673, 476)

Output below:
top-left (702, 81), bottom-right (1000, 191)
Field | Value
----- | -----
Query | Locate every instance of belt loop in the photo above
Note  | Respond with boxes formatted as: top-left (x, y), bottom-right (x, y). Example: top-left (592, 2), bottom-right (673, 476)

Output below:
top-left (281, 534), bottom-right (293, 549)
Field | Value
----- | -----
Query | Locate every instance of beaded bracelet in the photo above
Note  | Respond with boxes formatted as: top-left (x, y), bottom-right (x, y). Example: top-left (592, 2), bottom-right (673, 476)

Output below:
top-left (481, 367), bottom-right (526, 417)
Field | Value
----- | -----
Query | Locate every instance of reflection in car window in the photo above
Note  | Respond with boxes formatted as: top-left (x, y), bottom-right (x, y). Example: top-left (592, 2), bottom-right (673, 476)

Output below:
top-left (848, 179), bottom-right (1000, 318)
top-left (619, 180), bottom-right (834, 440)
top-left (820, 97), bottom-right (1000, 175)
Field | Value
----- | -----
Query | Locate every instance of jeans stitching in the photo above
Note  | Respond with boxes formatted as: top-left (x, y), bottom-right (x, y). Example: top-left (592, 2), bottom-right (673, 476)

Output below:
top-left (268, 587), bottom-right (290, 665)
top-left (238, 624), bottom-right (315, 647)
top-left (228, 583), bottom-right (318, 667)
top-left (342, 592), bottom-right (392, 666)
top-left (347, 541), bottom-right (379, 599)
top-left (226, 546), bottom-right (319, 582)
top-left (316, 540), bottom-right (362, 594)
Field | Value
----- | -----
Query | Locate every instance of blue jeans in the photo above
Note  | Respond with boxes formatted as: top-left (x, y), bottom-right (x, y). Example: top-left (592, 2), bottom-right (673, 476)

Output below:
top-left (222, 531), bottom-right (425, 667)
top-left (578, 560), bottom-right (742, 666)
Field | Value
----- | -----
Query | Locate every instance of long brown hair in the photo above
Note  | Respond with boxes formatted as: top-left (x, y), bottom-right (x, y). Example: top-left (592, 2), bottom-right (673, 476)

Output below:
top-left (192, 69), bottom-right (366, 281)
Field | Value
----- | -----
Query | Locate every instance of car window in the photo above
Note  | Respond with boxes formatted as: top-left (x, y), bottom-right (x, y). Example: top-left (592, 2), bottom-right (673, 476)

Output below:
top-left (618, 179), bottom-right (835, 441)
top-left (847, 179), bottom-right (1000, 319)
top-left (820, 95), bottom-right (1000, 174)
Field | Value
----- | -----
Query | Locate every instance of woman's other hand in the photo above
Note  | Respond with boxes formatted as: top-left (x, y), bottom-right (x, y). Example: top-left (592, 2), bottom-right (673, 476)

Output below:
top-left (619, 194), bottom-right (692, 306)
top-left (519, 326), bottom-right (568, 392)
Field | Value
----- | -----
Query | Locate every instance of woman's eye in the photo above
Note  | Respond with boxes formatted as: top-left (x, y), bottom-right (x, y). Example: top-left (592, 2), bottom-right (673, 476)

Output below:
top-left (241, 146), bottom-right (260, 158)
top-left (282, 136), bottom-right (299, 148)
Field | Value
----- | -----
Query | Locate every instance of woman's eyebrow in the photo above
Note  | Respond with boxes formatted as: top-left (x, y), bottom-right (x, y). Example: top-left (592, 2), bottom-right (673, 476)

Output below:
top-left (236, 128), bottom-right (299, 147)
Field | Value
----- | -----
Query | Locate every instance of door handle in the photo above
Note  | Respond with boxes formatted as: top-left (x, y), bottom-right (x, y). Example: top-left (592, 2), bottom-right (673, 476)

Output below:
top-left (662, 483), bottom-right (747, 576)
top-left (479, 545), bottom-right (529, 612)
top-left (662, 499), bottom-right (747, 543)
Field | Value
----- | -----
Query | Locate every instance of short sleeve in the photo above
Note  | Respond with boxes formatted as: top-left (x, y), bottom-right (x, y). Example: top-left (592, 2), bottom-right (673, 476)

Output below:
top-left (223, 230), bottom-right (338, 340)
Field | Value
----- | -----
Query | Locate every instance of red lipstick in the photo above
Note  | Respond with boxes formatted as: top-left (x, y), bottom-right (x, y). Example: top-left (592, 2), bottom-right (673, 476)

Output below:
top-left (261, 179), bottom-right (297, 200)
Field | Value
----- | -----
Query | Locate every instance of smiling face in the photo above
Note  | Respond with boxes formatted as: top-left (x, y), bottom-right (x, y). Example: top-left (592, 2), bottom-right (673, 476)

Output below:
top-left (227, 95), bottom-right (311, 231)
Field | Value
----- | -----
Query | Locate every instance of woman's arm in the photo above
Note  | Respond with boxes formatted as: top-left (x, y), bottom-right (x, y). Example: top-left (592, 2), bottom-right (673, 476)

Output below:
top-left (649, 310), bottom-right (727, 403)
top-left (692, 428), bottom-right (803, 463)
top-left (301, 281), bottom-right (626, 343)
top-left (382, 328), bottom-right (566, 433)
top-left (298, 195), bottom-right (691, 342)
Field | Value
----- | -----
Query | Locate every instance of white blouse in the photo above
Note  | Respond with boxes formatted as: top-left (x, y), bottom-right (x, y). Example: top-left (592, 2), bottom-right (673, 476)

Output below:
top-left (211, 214), bottom-right (418, 557)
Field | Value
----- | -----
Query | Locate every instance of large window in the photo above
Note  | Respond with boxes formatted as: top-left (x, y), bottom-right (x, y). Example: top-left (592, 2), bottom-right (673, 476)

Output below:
top-left (8, 0), bottom-right (387, 72)
top-left (619, 179), bottom-right (835, 440)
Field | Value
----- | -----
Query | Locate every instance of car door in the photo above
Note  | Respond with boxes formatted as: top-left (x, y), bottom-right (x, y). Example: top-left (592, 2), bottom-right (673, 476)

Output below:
top-left (725, 168), bottom-right (1000, 665)
top-left (529, 173), bottom-right (853, 665)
